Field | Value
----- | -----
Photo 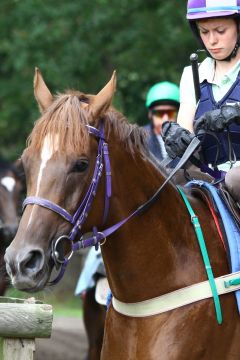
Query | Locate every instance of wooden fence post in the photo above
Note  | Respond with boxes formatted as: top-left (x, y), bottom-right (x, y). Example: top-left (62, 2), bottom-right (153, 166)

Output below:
top-left (0, 296), bottom-right (53, 360)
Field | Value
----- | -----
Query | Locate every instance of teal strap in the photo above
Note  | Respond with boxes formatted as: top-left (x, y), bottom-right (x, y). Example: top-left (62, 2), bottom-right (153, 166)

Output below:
top-left (177, 186), bottom-right (222, 324)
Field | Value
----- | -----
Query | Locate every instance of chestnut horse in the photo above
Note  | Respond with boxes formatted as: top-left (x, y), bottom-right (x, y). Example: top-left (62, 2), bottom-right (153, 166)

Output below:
top-left (0, 158), bottom-right (22, 295)
top-left (4, 69), bottom-right (240, 360)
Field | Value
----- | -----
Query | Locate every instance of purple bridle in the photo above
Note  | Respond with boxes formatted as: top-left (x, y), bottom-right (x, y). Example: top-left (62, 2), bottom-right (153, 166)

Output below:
top-left (22, 121), bottom-right (201, 285)
top-left (22, 123), bottom-right (113, 284)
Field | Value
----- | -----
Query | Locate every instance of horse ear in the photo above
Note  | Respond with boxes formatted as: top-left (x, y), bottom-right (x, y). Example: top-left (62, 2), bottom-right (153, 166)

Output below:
top-left (89, 71), bottom-right (116, 120)
top-left (34, 67), bottom-right (53, 113)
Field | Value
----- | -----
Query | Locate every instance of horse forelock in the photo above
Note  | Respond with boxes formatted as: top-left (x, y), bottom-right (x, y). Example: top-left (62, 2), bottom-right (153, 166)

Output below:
top-left (27, 90), bottom-right (147, 157)
top-left (27, 92), bottom-right (90, 154)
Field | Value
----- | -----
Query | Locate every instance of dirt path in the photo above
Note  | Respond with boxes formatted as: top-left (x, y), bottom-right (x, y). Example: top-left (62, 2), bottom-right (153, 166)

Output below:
top-left (35, 316), bottom-right (88, 360)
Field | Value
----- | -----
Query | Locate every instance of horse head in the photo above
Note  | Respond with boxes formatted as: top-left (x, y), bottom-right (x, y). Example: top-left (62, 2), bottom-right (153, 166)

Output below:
top-left (4, 68), bottom-right (119, 292)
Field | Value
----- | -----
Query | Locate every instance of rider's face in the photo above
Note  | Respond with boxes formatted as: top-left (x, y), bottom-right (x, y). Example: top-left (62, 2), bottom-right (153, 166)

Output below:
top-left (197, 17), bottom-right (238, 60)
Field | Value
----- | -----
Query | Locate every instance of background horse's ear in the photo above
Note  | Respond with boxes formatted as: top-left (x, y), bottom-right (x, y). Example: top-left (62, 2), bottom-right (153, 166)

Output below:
top-left (89, 71), bottom-right (116, 121)
top-left (34, 67), bottom-right (53, 113)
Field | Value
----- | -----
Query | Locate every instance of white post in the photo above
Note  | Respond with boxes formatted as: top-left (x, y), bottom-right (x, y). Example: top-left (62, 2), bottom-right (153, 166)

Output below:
top-left (3, 339), bottom-right (35, 360)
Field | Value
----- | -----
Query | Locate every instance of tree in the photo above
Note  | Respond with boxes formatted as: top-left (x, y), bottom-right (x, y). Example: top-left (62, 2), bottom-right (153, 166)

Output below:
top-left (0, 0), bottom-right (195, 159)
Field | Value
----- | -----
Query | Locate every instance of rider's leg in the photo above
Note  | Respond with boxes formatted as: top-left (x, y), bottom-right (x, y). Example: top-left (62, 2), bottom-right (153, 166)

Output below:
top-left (225, 166), bottom-right (240, 203)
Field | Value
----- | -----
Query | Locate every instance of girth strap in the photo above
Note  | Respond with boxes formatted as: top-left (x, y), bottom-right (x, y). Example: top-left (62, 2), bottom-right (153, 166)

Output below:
top-left (112, 271), bottom-right (240, 318)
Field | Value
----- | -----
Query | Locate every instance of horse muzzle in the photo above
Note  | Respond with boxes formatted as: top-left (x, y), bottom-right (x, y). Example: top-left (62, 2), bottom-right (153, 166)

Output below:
top-left (4, 245), bottom-right (49, 291)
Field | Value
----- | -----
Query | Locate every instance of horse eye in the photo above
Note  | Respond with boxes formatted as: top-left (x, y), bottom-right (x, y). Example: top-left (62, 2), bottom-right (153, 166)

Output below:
top-left (71, 159), bottom-right (89, 173)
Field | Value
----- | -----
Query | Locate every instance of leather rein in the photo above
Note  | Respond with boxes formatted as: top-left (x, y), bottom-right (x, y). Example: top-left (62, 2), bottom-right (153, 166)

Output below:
top-left (22, 122), bottom-right (201, 285)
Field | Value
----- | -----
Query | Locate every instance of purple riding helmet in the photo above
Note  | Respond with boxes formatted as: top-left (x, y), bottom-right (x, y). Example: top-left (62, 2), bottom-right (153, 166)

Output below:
top-left (187, 0), bottom-right (240, 60)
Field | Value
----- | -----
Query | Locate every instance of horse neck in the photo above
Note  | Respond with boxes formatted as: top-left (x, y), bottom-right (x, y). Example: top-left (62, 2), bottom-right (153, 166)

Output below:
top-left (99, 139), bottom-right (201, 302)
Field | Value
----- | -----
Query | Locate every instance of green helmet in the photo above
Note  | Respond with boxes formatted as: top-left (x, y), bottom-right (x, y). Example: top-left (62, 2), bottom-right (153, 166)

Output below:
top-left (145, 81), bottom-right (180, 109)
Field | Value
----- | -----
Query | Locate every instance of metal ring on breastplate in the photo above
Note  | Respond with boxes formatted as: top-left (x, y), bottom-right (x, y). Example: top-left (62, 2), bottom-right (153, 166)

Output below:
top-left (98, 232), bottom-right (107, 246)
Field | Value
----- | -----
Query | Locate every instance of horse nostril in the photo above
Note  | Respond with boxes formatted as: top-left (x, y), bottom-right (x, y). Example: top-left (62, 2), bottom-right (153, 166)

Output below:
top-left (20, 250), bottom-right (44, 275)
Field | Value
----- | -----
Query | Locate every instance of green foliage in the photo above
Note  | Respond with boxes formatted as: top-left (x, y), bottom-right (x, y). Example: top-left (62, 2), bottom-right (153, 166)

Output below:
top-left (0, 0), bottom-right (196, 159)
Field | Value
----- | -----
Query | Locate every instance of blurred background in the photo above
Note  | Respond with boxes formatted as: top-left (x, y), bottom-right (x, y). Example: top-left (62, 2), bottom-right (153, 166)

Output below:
top-left (0, 0), bottom-right (197, 161)
top-left (0, 1), bottom-right (198, 358)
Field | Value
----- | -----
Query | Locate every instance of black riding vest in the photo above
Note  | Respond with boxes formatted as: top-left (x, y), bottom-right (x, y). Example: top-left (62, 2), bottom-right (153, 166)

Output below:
top-left (194, 74), bottom-right (240, 165)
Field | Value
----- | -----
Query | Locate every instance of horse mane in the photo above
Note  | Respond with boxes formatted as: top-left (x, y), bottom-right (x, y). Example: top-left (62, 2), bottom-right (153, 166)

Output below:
top-left (27, 91), bottom-right (148, 157)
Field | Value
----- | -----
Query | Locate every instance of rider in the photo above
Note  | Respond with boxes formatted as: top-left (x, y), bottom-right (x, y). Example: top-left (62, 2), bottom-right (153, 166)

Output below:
top-left (145, 81), bottom-right (180, 160)
top-left (162, 0), bottom-right (240, 203)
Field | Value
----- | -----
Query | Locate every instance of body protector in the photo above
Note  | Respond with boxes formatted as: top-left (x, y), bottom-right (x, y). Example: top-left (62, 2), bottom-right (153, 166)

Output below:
top-left (194, 76), bottom-right (240, 165)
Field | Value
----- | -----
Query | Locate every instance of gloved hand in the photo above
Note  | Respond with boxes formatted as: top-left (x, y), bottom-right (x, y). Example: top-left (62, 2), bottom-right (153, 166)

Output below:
top-left (162, 121), bottom-right (195, 159)
top-left (194, 103), bottom-right (240, 135)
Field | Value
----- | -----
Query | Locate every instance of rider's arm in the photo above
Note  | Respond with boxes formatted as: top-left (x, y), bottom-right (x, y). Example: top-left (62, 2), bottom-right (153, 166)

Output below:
top-left (177, 103), bottom-right (196, 133)
top-left (177, 66), bottom-right (197, 133)
top-left (161, 66), bottom-right (197, 159)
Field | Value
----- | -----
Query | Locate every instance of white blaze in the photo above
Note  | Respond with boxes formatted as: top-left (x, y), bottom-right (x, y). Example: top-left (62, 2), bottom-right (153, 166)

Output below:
top-left (1, 176), bottom-right (16, 192)
top-left (27, 134), bottom-right (59, 227)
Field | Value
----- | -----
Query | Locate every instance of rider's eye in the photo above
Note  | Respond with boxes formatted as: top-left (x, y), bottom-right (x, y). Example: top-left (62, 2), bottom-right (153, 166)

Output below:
top-left (71, 159), bottom-right (89, 173)
top-left (200, 29), bottom-right (208, 35)
top-left (217, 29), bottom-right (225, 35)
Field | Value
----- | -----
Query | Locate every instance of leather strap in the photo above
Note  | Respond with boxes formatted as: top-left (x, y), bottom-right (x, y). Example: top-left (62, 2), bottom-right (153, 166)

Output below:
top-left (177, 186), bottom-right (222, 324)
top-left (219, 185), bottom-right (240, 226)
top-left (137, 136), bottom-right (201, 215)
top-left (73, 137), bottom-right (202, 249)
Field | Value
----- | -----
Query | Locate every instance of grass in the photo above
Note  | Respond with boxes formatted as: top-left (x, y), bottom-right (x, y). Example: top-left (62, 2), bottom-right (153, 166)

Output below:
top-left (4, 286), bottom-right (83, 317)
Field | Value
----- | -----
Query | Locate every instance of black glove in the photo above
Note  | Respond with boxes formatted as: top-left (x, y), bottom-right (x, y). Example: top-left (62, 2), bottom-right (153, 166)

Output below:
top-left (194, 103), bottom-right (240, 135)
top-left (162, 121), bottom-right (195, 159)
